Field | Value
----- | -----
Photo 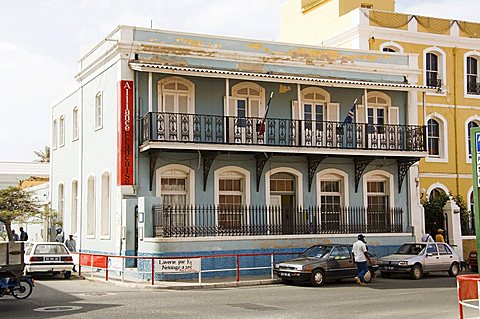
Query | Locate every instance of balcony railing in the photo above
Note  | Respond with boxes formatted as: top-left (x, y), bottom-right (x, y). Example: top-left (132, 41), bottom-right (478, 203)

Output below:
top-left (141, 112), bottom-right (426, 152)
top-left (467, 82), bottom-right (480, 95)
top-left (152, 205), bottom-right (403, 238)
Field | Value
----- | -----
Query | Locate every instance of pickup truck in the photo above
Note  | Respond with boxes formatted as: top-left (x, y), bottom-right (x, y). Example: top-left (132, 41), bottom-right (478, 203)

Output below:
top-left (0, 241), bottom-right (24, 277)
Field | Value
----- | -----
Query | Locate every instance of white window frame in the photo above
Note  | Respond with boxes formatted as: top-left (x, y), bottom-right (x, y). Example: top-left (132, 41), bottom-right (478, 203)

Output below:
top-left (423, 47), bottom-right (447, 95)
top-left (265, 167), bottom-right (303, 208)
top-left (86, 175), bottom-right (96, 238)
top-left (59, 115), bottom-right (65, 147)
top-left (464, 51), bottom-right (480, 99)
top-left (52, 119), bottom-right (58, 150)
top-left (465, 115), bottom-right (480, 163)
top-left (426, 182), bottom-right (449, 199)
top-left (95, 91), bottom-right (103, 130)
top-left (426, 113), bottom-right (448, 163)
top-left (100, 171), bottom-right (111, 239)
top-left (231, 82), bottom-right (266, 118)
top-left (71, 180), bottom-right (78, 235)
top-left (316, 169), bottom-right (349, 207)
top-left (380, 41), bottom-right (404, 53)
top-left (155, 164), bottom-right (195, 207)
top-left (362, 170), bottom-right (394, 209)
top-left (157, 76), bottom-right (195, 113)
top-left (72, 107), bottom-right (79, 141)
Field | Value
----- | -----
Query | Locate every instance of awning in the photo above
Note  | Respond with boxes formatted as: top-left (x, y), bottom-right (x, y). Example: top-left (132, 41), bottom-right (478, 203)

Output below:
top-left (129, 62), bottom-right (435, 91)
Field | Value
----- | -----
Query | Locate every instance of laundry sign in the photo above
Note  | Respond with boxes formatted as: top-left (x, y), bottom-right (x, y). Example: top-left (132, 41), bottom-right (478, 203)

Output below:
top-left (157, 258), bottom-right (201, 273)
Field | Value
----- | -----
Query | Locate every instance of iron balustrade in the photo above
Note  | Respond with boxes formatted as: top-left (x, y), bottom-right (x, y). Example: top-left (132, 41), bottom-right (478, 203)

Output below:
top-left (141, 112), bottom-right (426, 152)
top-left (152, 205), bottom-right (403, 237)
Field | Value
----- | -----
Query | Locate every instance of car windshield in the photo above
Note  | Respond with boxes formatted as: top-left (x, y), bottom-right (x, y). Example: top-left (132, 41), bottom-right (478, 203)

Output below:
top-left (34, 244), bottom-right (69, 255)
top-left (395, 244), bottom-right (426, 255)
top-left (301, 245), bottom-right (332, 258)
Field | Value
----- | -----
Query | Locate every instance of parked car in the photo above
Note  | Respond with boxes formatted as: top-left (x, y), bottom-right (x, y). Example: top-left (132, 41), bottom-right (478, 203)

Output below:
top-left (469, 250), bottom-right (477, 272)
top-left (379, 242), bottom-right (460, 279)
top-left (273, 244), bottom-right (379, 286)
top-left (24, 242), bottom-right (74, 279)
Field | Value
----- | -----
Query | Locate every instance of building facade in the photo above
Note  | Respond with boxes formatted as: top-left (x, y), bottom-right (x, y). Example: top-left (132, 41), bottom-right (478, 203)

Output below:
top-left (51, 26), bottom-right (432, 276)
top-left (281, 0), bottom-right (480, 239)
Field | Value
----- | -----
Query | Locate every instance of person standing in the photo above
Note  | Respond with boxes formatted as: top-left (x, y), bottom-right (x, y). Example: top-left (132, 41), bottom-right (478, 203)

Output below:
top-left (11, 230), bottom-right (20, 241)
top-left (435, 229), bottom-right (445, 242)
top-left (65, 234), bottom-right (77, 272)
top-left (421, 230), bottom-right (434, 242)
top-left (55, 229), bottom-right (64, 243)
top-left (352, 234), bottom-right (371, 286)
top-left (19, 227), bottom-right (28, 241)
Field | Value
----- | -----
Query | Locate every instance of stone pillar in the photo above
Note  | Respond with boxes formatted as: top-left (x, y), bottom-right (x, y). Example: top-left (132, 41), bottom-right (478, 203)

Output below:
top-left (443, 197), bottom-right (463, 259)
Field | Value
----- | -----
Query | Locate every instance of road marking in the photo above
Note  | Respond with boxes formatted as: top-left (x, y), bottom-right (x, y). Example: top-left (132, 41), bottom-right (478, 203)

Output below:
top-left (34, 306), bottom-right (83, 312)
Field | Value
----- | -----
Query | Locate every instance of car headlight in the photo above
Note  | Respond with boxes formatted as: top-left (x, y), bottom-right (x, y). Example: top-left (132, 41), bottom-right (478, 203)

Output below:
top-left (398, 261), bottom-right (408, 266)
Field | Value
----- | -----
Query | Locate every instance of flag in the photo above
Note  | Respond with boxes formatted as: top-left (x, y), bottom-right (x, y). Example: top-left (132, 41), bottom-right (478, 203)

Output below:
top-left (258, 92), bottom-right (274, 136)
top-left (342, 98), bottom-right (358, 125)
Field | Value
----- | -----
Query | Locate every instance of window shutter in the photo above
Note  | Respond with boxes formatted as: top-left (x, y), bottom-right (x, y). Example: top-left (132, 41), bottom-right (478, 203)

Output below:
top-left (164, 94), bottom-right (175, 113)
top-left (327, 103), bottom-right (340, 122)
top-left (223, 96), bottom-right (237, 116)
top-left (249, 98), bottom-right (261, 118)
top-left (389, 106), bottom-right (399, 125)
top-left (356, 105), bottom-right (365, 123)
top-left (178, 95), bottom-right (188, 114)
top-left (291, 100), bottom-right (299, 120)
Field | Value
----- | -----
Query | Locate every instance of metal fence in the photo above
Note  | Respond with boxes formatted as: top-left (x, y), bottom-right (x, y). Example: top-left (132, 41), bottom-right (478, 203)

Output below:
top-left (152, 205), bottom-right (403, 237)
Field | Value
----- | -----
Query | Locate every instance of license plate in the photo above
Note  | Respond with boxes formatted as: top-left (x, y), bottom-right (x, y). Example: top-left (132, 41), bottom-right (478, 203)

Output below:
top-left (45, 257), bottom-right (60, 261)
top-left (280, 272), bottom-right (291, 277)
top-left (384, 266), bottom-right (394, 270)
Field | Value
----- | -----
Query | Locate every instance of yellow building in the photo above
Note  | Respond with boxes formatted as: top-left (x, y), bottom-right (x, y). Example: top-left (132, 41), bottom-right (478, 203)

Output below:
top-left (281, 0), bottom-right (480, 237)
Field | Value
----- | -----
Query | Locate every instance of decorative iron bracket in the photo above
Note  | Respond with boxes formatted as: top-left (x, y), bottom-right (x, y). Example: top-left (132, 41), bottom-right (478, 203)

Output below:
top-left (255, 153), bottom-right (272, 192)
top-left (354, 157), bottom-right (375, 193)
top-left (202, 151), bottom-right (219, 192)
top-left (397, 157), bottom-right (420, 193)
top-left (149, 150), bottom-right (163, 191)
top-left (307, 155), bottom-right (327, 192)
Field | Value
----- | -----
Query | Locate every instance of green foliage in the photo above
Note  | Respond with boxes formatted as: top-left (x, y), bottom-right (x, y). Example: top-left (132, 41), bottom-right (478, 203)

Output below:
top-left (422, 192), bottom-right (470, 235)
top-left (0, 186), bottom-right (40, 240)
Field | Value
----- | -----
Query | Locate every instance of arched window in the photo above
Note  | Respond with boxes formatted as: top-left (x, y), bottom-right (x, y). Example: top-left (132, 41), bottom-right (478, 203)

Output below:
top-left (95, 92), bottom-right (103, 130)
top-left (466, 118), bottom-right (480, 160)
top-left (72, 107), bottom-right (79, 141)
top-left (426, 113), bottom-right (448, 162)
top-left (317, 169), bottom-right (349, 231)
top-left (380, 41), bottom-right (404, 53)
top-left (57, 184), bottom-right (64, 225)
top-left (363, 170), bottom-right (394, 230)
top-left (157, 76), bottom-right (195, 113)
top-left (429, 188), bottom-right (446, 200)
top-left (156, 164), bottom-right (194, 207)
top-left (86, 176), bottom-right (95, 237)
top-left (214, 167), bottom-right (250, 229)
top-left (424, 47), bottom-right (446, 90)
top-left (465, 52), bottom-right (480, 96)
top-left (71, 180), bottom-right (78, 234)
top-left (100, 172), bottom-right (110, 238)
top-left (229, 82), bottom-right (265, 121)
top-left (301, 87), bottom-right (331, 128)
top-left (427, 119), bottom-right (440, 156)
top-left (59, 115), bottom-right (65, 147)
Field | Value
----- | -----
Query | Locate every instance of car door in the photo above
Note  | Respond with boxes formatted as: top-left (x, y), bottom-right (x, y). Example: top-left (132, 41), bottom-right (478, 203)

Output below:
top-left (327, 246), bottom-right (355, 278)
top-left (424, 243), bottom-right (440, 272)
top-left (437, 244), bottom-right (455, 271)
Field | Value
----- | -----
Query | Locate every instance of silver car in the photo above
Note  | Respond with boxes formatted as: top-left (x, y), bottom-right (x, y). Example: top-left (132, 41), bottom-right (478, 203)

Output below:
top-left (379, 242), bottom-right (460, 279)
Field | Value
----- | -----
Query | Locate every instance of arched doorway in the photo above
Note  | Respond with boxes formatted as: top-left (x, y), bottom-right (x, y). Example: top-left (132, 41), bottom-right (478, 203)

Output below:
top-left (270, 172), bottom-right (296, 234)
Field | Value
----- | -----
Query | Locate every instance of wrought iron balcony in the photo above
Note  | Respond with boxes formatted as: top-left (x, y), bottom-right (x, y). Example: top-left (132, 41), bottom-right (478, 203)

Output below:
top-left (140, 112), bottom-right (426, 152)
top-left (152, 205), bottom-right (404, 238)
top-left (467, 82), bottom-right (480, 95)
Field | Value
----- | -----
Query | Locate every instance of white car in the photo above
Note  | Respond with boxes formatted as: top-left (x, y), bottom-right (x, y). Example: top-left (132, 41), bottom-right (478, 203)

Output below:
top-left (24, 242), bottom-right (74, 279)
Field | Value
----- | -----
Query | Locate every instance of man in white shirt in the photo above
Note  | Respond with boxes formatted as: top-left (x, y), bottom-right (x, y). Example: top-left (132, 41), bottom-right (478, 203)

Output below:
top-left (421, 230), bottom-right (434, 242)
top-left (352, 234), bottom-right (371, 286)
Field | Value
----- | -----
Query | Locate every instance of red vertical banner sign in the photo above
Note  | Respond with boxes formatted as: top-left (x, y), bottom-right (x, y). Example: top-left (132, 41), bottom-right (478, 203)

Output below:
top-left (117, 80), bottom-right (134, 185)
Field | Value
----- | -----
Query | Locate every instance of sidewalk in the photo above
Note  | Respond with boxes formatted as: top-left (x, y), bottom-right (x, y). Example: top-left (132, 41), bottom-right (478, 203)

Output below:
top-left (78, 270), bottom-right (281, 290)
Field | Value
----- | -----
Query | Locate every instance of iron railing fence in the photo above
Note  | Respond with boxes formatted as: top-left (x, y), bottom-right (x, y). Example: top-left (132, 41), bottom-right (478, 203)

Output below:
top-left (141, 112), bottom-right (426, 152)
top-left (152, 205), bottom-right (403, 238)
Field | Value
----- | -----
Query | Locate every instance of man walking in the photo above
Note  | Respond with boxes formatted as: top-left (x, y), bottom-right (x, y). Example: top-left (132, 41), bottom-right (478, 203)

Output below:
top-left (65, 234), bottom-right (77, 272)
top-left (352, 234), bottom-right (371, 286)
top-left (19, 227), bottom-right (28, 241)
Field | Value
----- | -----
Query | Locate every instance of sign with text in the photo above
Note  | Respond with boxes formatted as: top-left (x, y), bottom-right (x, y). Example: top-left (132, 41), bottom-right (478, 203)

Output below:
top-left (157, 258), bottom-right (201, 273)
top-left (117, 80), bottom-right (134, 185)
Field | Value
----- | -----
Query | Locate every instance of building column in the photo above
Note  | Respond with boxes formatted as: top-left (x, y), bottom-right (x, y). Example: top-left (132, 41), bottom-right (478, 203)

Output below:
top-left (443, 196), bottom-right (463, 259)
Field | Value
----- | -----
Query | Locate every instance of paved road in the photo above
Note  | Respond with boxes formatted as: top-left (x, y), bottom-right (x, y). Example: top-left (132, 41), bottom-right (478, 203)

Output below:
top-left (0, 274), bottom-right (468, 319)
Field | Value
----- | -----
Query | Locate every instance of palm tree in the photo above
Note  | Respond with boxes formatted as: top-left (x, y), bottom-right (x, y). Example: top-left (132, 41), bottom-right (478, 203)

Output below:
top-left (34, 146), bottom-right (50, 163)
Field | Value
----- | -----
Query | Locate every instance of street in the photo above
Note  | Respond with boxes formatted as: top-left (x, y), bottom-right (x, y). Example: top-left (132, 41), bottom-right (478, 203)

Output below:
top-left (0, 274), bottom-right (468, 319)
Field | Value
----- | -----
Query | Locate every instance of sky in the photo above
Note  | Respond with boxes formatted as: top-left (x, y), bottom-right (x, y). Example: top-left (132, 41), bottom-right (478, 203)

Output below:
top-left (1, 0), bottom-right (479, 162)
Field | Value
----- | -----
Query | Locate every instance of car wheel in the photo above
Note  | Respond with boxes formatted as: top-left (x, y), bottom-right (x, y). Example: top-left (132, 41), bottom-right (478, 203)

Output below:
top-left (410, 264), bottom-right (423, 280)
top-left (364, 269), bottom-right (374, 283)
top-left (310, 269), bottom-right (325, 287)
top-left (380, 272), bottom-right (391, 278)
top-left (64, 271), bottom-right (72, 279)
top-left (449, 262), bottom-right (460, 277)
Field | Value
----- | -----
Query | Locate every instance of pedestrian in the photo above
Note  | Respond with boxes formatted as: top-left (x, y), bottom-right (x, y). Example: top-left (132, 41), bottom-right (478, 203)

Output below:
top-left (352, 234), bottom-right (371, 287)
top-left (55, 228), bottom-right (64, 243)
top-left (65, 234), bottom-right (77, 272)
top-left (421, 229), bottom-right (434, 242)
top-left (11, 230), bottom-right (19, 241)
top-left (19, 227), bottom-right (28, 241)
top-left (435, 229), bottom-right (445, 242)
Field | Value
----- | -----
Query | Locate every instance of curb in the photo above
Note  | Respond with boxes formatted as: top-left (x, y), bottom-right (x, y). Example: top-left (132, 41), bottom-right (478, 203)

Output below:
top-left (82, 275), bottom-right (281, 290)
